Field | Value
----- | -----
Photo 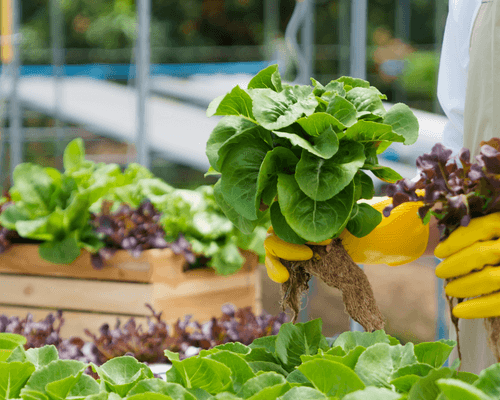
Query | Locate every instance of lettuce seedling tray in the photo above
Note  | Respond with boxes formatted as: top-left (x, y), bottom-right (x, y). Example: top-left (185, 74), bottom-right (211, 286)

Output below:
top-left (0, 244), bottom-right (261, 339)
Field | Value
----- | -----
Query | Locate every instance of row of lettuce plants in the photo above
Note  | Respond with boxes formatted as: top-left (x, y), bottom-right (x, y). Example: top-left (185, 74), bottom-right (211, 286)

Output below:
top-left (0, 139), bottom-right (267, 274)
top-left (1, 318), bottom-right (499, 399)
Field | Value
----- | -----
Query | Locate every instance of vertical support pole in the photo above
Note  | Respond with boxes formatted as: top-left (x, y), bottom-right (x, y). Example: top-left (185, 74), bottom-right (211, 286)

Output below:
top-left (264, 0), bottom-right (279, 61)
top-left (394, 0), bottom-right (411, 103)
top-left (435, 257), bottom-right (449, 340)
top-left (301, 0), bottom-right (314, 82)
top-left (50, 0), bottom-right (64, 169)
top-left (9, 0), bottom-right (22, 179)
top-left (136, 0), bottom-right (151, 168)
top-left (350, 0), bottom-right (367, 80)
top-left (338, 0), bottom-right (350, 76)
top-left (350, 264), bottom-right (365, 332)
top-left (433, 0), bottom-right (448, 114)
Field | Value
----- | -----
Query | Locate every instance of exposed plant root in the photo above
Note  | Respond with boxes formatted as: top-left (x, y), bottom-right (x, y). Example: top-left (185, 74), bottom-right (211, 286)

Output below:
top-left (484, 317), bottom-right (500, 363)
top-left (279, 239), bottom-right (385, 332)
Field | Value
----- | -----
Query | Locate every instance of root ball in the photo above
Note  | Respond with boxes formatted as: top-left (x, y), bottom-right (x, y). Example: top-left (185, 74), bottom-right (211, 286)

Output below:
top-left (279, 239), bottom-right (385, 332)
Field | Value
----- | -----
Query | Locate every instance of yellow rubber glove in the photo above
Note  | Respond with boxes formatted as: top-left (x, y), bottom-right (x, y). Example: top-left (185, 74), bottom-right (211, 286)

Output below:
top-left (434, 212), bottom-right (500, 319)
top-left (264, 196), bottom-right (430, 283)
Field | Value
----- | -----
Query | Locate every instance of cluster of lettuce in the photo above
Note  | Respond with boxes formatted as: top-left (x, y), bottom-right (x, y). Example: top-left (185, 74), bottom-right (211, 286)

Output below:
top-left (0, 139), bottom-right (267, 274)
top-left (384, 138), bottom-right (500, 240)
top-left (206, 65), bottom-right (419, 244)
top-left (2, 318), bottom-right (500, 399)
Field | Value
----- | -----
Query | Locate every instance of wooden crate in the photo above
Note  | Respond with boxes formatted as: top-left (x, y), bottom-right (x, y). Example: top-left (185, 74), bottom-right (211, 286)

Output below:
top-left (0, 245), bottom-right (261, 339)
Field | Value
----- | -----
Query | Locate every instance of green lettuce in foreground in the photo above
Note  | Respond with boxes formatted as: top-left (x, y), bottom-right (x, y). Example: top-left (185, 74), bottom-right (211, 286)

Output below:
top-left (2, 318), bottom-right (500, 399)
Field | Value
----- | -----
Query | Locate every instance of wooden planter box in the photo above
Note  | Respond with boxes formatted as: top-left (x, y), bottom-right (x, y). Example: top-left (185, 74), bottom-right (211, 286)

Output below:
top-left (0, 245), bottom-right (261, 339)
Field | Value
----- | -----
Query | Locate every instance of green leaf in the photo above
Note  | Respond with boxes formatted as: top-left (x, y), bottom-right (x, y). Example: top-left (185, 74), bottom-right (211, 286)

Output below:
top-left (247, 64), bottom-right (283, 92)
top-left (364, 165), bottom-right (403, 183)
top-left (67, 374), bottom-right (100, 397)
top-left (270, 201), bottom-right (306, 244)
top-left (126, 394), bottom-right (174, 400)
top-left (206, 117), bottom-right (263, 171)
top-left (213, 180), bottom-right (258, 235)
top-left (345, 87), bottom-right (386, 117)
top-left (251, 86), bottom-right (318, 130)
top-left (436, 379), bottom-right (493, 400)
top-left (473, 363), bottom-right (500, 398)
top-left (256, 147), bottom-right (298, 210)
top-left (0, 332), bottom-right (27, 351)
top-left (248, 336), bottom-right (277, 355)
top-left (295, 141), bottom-right (365, 201)
top-left (236, 372), bottom-right (286, 398)
top-left (25, 346), bottom-right (59, 369)
top-left (164, 349), bottom-right (181, 362)
top-left (390, 374), bottom-right (422, 393)
top-left (207, 350), bottom-right (256, 393)
top-left (413, 339), bottom-right (456, 369)
top-left (91, 356), bottom-right (154, 397)
top-left (273, 126), bottom-right (339, 159)
top-left (15, 216), bottom-right (55, 241)
top-left (278, 386), bottom-right (327, 400)
top-left (207, 85), bottom-right (254, 119)
top-left (296, 112), bottom-right (345, 136)
top-left (220, 137), bottom-right (271, 220)
top-left (391, 362), bottom-right (434, 379)
top-left (0, 203), bottom-right (31, 231)
top-left (0, 361), bottom-right (35, 399)
top-left (244, 348), bottom-right (279, 365)
top-left (277, 174), bottom-right (355, 242)
top-left (343, 121), bottom-right (404, 144)
top-left (275, 319), bottom-right (327, 371)
top-left (45, 368), bottom-right (85, 400)
top-left (354, 170), bottom-right (375, 200)
top-left (11, 163), bottom-right (55, 209)
top-left (127, 379), bottom-right (197, 400)
top-left (63, 138), bottom-right (85, 172)
top-left (383, 103), bottom-right (419, 145)
top-left (334, 77), bottom-right (370, 91)
top-left (407, 367), bottom-right (454, 400)
top-left (325, 95), bottom-right (358, 127)
top-left (21, 360), bottom-right (86, 397)
top-left (298, 360), bottom-right (365, 397)
top-left (343, 387), bottom-right (404, 400)
top-left (346, 203), bottom-right (382, 238)
top-left (38, 233), bottom-right (82, 264)
top-left (354, 343), bottom-right (417, 388)
top-left (169, 357), bottom-right (232, 394)
top-left (332, 330), bottom-right (392, 353)
top-left (247, 361), bottom-right (289, 377)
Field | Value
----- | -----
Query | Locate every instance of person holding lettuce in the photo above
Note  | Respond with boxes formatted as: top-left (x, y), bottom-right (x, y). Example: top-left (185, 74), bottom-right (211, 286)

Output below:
top-left (264, 0), bottom-right (500, 374)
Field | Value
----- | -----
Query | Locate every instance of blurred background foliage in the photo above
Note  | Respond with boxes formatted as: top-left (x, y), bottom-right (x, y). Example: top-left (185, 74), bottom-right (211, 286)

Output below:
top-left (11, 0), bottom-right (445, 189)
top-left (19, 0), bottom-right (445, 108)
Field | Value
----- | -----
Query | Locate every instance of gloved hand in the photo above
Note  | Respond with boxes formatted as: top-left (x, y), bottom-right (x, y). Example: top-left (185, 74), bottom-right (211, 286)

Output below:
top-left (434, 212), bottom-right (500, 319)
top-left (264, 196), bottom-right (429, 283)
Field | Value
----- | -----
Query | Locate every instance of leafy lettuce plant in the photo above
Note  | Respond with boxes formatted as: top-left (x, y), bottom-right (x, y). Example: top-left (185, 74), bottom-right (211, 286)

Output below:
top-left (91, 178), bottom-right (268, 275)
top-left (206, 64), bottom-right (419, 243)
top-left (0, 139), bottom-right (153, 264)
top-left (2, 318), bottom-right (500, 399)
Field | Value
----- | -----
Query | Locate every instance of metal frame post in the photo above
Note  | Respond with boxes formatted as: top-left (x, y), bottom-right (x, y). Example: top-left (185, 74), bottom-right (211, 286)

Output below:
top-left (350, 0), bottom-right (367, 80)
top-left (50, 0), bottom-right (65, 169)
top-left (136, 0), bottom-right (151, 168)
top-left (9, 0), bottom-right (22, 179)
top-left (264, 0), bottom-right (280, 61)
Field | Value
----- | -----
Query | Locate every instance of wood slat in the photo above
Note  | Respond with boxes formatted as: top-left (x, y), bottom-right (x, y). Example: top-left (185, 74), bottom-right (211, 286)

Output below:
top-left (0, 269), bottom-right (260, 315)
top-left (0, 245), bottom-right (258, 286)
